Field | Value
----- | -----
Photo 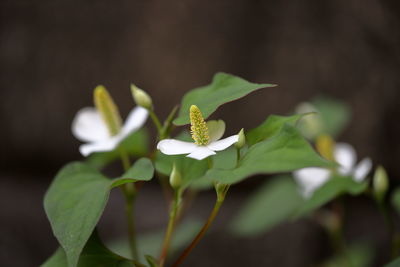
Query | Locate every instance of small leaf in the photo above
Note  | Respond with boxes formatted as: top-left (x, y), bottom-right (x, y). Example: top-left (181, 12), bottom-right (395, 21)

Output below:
top-left (246, 114), bottom-right (306, 146)
top-left (41, 232), bottom-right (134, 267)
top-left (173, 73), bottom-right (276, 125)
top-left (86, 129), bottom-right (149, 169)
top-left (230, 175), bottom-right (303, 236)
top-left (294, 176), bottom-right (368, 218)
top-left (207, 124), bottom-right (332, 185)
top-left (119, 158), bottom-right (154, 181)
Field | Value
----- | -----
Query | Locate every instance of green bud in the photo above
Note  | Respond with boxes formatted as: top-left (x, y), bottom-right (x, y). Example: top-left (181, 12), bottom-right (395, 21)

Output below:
top-left (235, 128), bottom-right (246, 149)
top-left (373, 165), bottom-right (389, 202)
top-left (169, 164), bottom-right (182, 189)
top-left (93, 85), bottom-right (122, 136)
top-left (131, 84), bottom-right (153, 110)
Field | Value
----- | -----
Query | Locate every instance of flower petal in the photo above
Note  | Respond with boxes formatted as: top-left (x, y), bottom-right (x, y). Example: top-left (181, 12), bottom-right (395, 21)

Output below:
top-left (120, 106), bottom-right (149, 139)
top-left (207, 135), bottom-right (239, 151)
top-left (79, 136), bottom-right (122, 156)
top-left (334, 143), bottom-right (356, 176)
top-left (72, 107), bottom-right (109, 142)
top-left (293, 167), bottom-right (331, 198)
top-left (353, 157), bottom-right (372, 182)
top-left (186, 146), bottom-right (216, 160)
top-left (207, 120), bottom-right (226, 143)
top-left (157, 139), bottom-right (197, 155)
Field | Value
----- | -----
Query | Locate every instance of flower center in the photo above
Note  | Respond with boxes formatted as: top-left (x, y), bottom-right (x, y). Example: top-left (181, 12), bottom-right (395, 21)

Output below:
top-left (316, 134), bottom-right (335, 161)
top-left (189, 105), bottom-right (209, 145)
top-left (94, 85), bottom-right (122, 136)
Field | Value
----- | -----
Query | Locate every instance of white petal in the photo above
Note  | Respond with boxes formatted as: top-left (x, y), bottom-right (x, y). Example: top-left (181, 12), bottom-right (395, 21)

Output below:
top-left (293, 167), bottom-right (331, 198)
top-left (72, 107), bottom-right (109, 142)
top-left (186, 146), bottom-right (216, 160)
top-left (79, 136), bottom-right (122, 157)
top-left (157, 139), bottom-right (197, 155)
top-left (334, 143), bottom-right (356, 176)
top-left (353, 157), bottom-right (372, 182)
top-left (207, 135), bottom-right (239, 151)
top-left (120, 107), bottom-right (148, 139)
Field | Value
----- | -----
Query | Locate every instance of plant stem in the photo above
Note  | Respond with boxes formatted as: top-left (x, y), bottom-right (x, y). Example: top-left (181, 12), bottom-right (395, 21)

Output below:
top-left (149, 109), bottom-right (163, 136)
top-left (159, 190), bottom-right (181, 267)
top-left (119, 150), bottom-right (139, 260)
top-left (171, 192), bottom-right (227, 267)
top-left (124, 191), bottom-right (138, 260)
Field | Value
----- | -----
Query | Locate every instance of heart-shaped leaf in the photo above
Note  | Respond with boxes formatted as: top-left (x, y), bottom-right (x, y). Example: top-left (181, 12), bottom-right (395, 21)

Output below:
top-left (207, 124), bottom-right (333, 185)
top-left (173, 73), bottom-right (276, 125)
top-left (41, 232), bottom-right (135, 267)
top-left (44, 159), bottom-right (154, 267)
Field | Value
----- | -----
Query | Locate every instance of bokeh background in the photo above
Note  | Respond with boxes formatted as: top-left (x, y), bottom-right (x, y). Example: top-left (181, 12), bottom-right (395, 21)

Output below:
top-left (1, 0), bottom-right (400, 266)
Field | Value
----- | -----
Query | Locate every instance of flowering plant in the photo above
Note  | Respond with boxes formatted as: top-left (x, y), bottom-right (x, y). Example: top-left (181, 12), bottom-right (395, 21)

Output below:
top-left (42, 73), bottom-right (398, 267)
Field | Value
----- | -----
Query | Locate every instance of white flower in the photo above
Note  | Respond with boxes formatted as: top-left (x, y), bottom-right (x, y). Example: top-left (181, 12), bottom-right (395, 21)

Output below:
top-left (72, 106), bottom-right (148, 156)
top-left (293, 143), bottom-right (372, 198)
top-left (157, 105), bottom-right (239, 160)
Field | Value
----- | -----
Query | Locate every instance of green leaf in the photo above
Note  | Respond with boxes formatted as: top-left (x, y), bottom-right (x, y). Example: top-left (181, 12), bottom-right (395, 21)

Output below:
top-left (44, 160), bottom-right (153, 267)
top-left (324, 242), bottom-right (373, 267)
top-left (294, 176), bottom-right (368, 217)
top-left (230, 175), bottom-right (304, 237)
top-left (312, 96), bottom-right (351, 137)
top-left (246, 114), bottom-right (306, 146)
top-left (207, 124), bottom-right (332, 185)
top-left (173, 72), bottom-right (276, 125)
top-left (86, 129), bottom-right (149, 169)
top-left (119, 158), bottom-right (154, 181)
top-left (386, 257), bottom-right (400, 267)
top-left (391, 187), bottom-right (400, 214)
top-left (41, 232), bottom-right (134, 267)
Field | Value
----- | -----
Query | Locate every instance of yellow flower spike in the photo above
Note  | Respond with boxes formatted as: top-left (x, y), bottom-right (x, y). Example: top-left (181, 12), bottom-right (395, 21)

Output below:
top-left (189, 105), bottom-right (209, 145)
top-left (315, 134), bottom-right (335, 161)
top-left (94, 85), bottom-right (122, 136)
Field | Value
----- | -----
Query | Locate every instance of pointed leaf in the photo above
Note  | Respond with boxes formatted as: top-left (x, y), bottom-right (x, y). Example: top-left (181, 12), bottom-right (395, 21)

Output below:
top-left (119, 158), bottom-right (154, 181)
top-left (207, 124), bottom-right (333, 185)
top-left (246, 114), bottom-right (306, 146)
top-left (173, 73), bottom-right (276, 125)
top-left (41, 232), bottom-right (134, 267)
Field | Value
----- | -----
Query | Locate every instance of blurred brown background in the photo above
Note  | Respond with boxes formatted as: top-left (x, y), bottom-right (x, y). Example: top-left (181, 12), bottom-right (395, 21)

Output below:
top-left (1, 0), bottom-right (400, 266)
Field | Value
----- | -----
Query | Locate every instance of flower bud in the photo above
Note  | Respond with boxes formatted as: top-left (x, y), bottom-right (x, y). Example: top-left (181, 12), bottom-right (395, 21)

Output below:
top-left (235, 128), bottom-right (246, 149)
top-left (169, 163), bottom-right (182, 189)
top-left (94, 85), bottom-right (122, 136)
top-left (131, 84), bottom-right (153, 110)
top-left (373, 165), bottom-right (388, 203)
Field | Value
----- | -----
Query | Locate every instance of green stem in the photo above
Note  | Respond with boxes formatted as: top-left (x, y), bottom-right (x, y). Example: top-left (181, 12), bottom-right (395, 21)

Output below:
top-left (171, 188), bottom-right (228, 267)
top-left (149, 109), bottom-right (163, 136)
top-left (119, 150), bottom-right (139, 260)
top-left (159, 190), bottom-right (181, 267)
top-left (124, 191), bottom-right (138, 260)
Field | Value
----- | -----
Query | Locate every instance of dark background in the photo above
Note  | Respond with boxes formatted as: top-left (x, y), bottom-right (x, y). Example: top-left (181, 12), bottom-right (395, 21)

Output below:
top-left (1, 0), bottom-right (400, 266)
